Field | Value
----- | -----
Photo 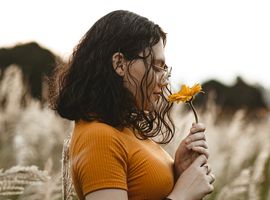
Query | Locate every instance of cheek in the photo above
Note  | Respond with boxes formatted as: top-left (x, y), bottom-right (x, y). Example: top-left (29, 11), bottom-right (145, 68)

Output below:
top-left (124, 63), bottom-right (146, 93)
top-left (122, 63), bottom-right (158, 109)
top-left (140, 71), bottom-right (157, 98)
top-left (147, 72), bottom-right (158, 92)
top-left (122, 71), bottom-right (143, 99)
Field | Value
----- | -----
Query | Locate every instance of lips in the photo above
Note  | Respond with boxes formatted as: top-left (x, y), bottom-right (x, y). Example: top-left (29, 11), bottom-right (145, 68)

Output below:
top-left (153, 92), bottom-right (162, 101)
top-left (153, 91), bottom-right (162, 95)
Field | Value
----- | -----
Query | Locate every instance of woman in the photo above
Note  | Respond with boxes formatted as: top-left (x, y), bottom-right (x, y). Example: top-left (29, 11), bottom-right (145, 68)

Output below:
top-left (50, 10), bottom-right (214, 200)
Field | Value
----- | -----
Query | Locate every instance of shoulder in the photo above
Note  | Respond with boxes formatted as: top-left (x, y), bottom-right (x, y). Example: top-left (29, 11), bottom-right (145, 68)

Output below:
top-left (71, 120), bottom-right (128, 152)
top-left (70, 121), bottom-right (129, 196)
top-left (74, 120), bottom-right (121, 139)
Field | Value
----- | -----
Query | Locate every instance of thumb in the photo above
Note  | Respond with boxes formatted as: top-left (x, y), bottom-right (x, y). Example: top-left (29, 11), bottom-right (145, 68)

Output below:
top-left (192, 155), bottom-right (207, 167)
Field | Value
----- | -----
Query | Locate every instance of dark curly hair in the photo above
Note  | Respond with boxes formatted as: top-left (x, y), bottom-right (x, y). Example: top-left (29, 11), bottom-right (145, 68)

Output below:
top-left (49, 10), bottom-right (175, 143)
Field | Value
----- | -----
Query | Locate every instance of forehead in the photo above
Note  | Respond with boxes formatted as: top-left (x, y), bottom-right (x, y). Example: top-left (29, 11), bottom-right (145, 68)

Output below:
top-left (140, 39), bottom-right (165, 64)
top-left (151, 39), bottom-right (165, 63)
top-left (138, 39), bottom-right (166, 66)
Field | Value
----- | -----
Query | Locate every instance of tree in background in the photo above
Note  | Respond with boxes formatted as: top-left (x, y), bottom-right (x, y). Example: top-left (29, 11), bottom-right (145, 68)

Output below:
top-left (0, 42), bottom-right (57, 101)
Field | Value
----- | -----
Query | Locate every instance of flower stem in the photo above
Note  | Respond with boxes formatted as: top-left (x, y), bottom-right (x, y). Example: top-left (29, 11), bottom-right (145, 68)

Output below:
top-left (188, 101), bottom-right (199, 123)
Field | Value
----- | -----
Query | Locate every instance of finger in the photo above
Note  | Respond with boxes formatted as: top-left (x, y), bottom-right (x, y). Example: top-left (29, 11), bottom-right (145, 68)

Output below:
top-left (192, 155), bottom-right (207, 167)
top-left (192, 122), bottom-right (205, 129)
top-left (205, 184), bottom-right (214, 194)
top-left (201, 164), bottom-right (208, 174)
top-left (202, 163), bottom-right (212, 174)
top-left (206, 173), bottom-right (215, 184)
top-left (190, 123), bottom-right (206, 134)
top-left (186, 140), bottom-right (208, 149)
top-left (192, 146), bottom-right (209, 159)
top-left (185, 132), bottom-right (206, 143)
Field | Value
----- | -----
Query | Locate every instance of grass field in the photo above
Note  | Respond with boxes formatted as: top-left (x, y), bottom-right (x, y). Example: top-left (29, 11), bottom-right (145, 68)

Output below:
top-left (1, 66), bottom-right (269, 200)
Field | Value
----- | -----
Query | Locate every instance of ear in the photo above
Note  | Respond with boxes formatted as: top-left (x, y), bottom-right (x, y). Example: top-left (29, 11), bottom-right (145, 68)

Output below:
top-left (112, 52), bottom-right (126, 77)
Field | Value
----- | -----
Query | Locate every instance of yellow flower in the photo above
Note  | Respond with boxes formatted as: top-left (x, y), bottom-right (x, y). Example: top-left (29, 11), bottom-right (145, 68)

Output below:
top-left (168, 83), bottom-right (203, 103)
top-left (168, 83), bottom-right (203, 123)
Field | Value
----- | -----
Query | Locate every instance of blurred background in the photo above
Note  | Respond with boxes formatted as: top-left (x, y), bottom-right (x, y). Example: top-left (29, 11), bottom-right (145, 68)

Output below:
top-left (0, 0), bottom-right (270, 200)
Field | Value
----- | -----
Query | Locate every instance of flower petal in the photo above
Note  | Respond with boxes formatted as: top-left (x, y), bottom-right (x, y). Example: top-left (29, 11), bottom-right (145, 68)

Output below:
top-left (168, 83), bottom-right (203, 103)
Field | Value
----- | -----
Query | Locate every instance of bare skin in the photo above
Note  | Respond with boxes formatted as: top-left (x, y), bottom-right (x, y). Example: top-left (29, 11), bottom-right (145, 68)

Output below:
top-left (167, 155), bottom-right (215, 200)
top-left (85, 40), bottom-right (215, 200)
top-left (85, 123), bottom-right (215, 200)
top-left (86, 155), bottom-right (215, 200)
top-left (174, 123), bottom-right (209, 180)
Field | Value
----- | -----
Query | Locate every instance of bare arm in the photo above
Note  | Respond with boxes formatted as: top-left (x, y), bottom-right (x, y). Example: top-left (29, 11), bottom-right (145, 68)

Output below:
top-left (85, 189), bottom-right (128, 200)
top-left (85, 156), bottom-right (214, 200)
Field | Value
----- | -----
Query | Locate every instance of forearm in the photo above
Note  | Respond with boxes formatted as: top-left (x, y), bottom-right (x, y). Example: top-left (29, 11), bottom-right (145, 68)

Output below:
top-left (173, 162), bottom-right (184, 183)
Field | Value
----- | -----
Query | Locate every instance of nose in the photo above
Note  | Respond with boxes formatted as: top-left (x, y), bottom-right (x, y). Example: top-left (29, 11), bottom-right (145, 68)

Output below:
top-left (157, 66), bottom-right (171, 88)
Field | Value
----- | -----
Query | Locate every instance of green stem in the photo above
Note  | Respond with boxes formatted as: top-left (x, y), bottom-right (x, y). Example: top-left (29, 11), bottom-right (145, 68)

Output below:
top-left (188, 101), bottom-right (199, 123)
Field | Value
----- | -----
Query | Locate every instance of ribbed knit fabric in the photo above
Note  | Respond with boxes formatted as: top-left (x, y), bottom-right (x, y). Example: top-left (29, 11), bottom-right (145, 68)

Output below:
top-left (69, 120), bottom-right (174, 200)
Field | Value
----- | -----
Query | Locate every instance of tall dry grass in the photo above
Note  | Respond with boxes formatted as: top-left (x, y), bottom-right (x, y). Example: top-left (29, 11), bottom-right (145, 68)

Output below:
top-left (0, 65), bottom-right (269, 200)
top-left (163, 98), bottom-right (270, 200)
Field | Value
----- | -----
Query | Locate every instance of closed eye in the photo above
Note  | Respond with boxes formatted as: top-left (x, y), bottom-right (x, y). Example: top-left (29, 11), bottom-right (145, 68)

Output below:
top-left (152, 65), bottom-right (164, 72)
top-left (152, 64), bottom-right (167, 72)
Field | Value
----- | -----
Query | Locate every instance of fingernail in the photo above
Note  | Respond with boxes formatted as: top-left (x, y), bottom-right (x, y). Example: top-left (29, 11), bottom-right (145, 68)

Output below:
top-left (190, 127), bottom-right (196, 133)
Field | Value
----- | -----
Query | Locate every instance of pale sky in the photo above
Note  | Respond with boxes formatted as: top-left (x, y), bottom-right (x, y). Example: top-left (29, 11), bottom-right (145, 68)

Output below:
top-left (1, 0), bottom-right (270, 89)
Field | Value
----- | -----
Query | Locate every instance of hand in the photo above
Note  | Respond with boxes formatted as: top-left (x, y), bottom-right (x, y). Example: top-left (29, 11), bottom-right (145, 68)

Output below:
top-left (168, 155), bottom-right (215, 200)
top-left (174, 123), bottom-right (209, 179)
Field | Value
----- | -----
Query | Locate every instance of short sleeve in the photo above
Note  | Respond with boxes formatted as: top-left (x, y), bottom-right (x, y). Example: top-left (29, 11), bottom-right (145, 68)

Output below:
top-left (73, 124), bottom-right (128, 196)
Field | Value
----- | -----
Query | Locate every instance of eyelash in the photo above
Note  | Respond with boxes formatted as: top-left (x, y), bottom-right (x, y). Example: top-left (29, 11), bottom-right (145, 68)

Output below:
top-left (153, 66), bottom-right (163, 72)
top-left (152, 64), bottom-right (167, 72)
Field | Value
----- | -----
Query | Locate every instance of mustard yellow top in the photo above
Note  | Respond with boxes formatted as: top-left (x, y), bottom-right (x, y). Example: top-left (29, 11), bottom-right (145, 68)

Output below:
top-left (69, 120), bottom-right (174, 200)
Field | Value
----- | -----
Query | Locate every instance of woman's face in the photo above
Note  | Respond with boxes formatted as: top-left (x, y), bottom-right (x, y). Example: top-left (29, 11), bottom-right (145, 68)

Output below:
top-left (123, 39), bottom-right (168, 111)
